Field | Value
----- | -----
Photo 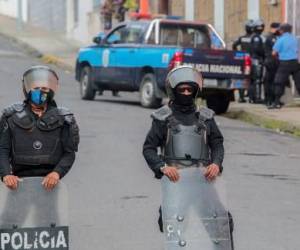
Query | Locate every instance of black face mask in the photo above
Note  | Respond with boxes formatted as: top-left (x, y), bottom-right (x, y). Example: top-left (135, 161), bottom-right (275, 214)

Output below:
top-left (174, 92), bottom-right (195, 106)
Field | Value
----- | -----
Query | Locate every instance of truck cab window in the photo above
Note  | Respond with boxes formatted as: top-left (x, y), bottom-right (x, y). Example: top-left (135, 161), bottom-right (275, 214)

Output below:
top-left (160, 24), bottom-right (211, 48)
top-left (106, 25), bottom-right (144, 44)
top-left (194, 30), bottom-right (210, 49)
top-left (160, 26), bottom-right (179, 45)
top-left (106, 26), bottom-right (125, 44)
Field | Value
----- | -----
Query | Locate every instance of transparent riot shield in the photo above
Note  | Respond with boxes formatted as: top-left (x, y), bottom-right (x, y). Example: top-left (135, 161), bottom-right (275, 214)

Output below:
top-left (162, 166), bottom-right (231, 250)
top-left (0, 177), bottom-right (69, 250)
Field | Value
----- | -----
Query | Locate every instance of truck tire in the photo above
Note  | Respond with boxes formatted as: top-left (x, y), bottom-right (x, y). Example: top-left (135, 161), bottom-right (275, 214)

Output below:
top-left (140, 73), bottom-right (162, 108)
top-left (206, 94), bottom-right (230, 114)
top-left (80, 66), bottom-right (96, 100)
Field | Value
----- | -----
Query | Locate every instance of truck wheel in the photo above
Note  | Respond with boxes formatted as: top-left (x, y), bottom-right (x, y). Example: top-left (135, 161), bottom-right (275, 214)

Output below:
top-left (140, 73), bottom-right (162, 108)
top-left (206, 94), bottom-right (230, 114)
top-left (80, 66), bottom-right (96, 100)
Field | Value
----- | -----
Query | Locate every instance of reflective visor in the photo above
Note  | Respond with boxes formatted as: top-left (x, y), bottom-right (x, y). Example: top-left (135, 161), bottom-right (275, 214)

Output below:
top-left (23, 68), bottom-right (58, 93)
top-left (168, 66), bottom-right (203, 89)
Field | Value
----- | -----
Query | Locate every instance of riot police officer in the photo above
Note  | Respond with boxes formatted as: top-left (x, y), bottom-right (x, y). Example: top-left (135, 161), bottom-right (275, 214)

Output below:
top-left (264, 22), bottom-right (280, 108)
top-left (0, 65), bottom-right (79, 190)
top-left (232, 19), bottom-right (254, 102)
top-left (249, 19), bottom-right (265, 103)
top-left (143, 65), bottom-right (234, 249)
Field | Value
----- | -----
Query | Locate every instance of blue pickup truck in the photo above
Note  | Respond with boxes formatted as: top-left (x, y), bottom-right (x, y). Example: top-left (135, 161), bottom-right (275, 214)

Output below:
top-left (75, 18), bottom-right (250, 114)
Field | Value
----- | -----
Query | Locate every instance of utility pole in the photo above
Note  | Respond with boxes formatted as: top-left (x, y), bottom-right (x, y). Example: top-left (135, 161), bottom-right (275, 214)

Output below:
top-left (17, 0), bottom-right (23, 31)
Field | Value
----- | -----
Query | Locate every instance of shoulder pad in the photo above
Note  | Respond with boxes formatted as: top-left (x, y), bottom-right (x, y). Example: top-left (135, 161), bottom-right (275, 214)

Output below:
top-left (2, 102), bottom-right (25, 117)
top-left (198, 107), bottom-right (215, 121)
top-left (57, 107), bottom-right (73, 116)
top-left (151, 105), bottom-right (172, 121)
top-left (56, 107), bottom-right (75, 124)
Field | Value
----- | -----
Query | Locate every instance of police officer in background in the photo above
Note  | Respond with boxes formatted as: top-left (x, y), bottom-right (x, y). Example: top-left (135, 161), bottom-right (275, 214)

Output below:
top-left (264, 22), bottom-right (281, 108)
top-left (249, 19), bottom-right (265, 103)
top-left (0, 65), bottom-right (79, 190)
top-left (143, 65), bottom-right (234, 248)
top-left (232, 19), bottom-right (254, 103)
top-left (272, 23), bottom-right (300, 109)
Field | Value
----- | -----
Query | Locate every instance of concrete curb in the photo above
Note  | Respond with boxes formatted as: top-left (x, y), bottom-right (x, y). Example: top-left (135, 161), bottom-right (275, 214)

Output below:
top-left (0, 31), bottom-right (42, 58)
top-left (224, 109), bottom-right (300, 137)
top-left (40, 54), bottom-right (74, 72)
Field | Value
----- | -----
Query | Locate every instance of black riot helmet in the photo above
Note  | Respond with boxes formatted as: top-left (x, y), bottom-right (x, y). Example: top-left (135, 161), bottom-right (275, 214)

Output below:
top-left (245, 19), bottom-right (254, 34)
top-left (253, 19), bottom-right (265, 34)
top-left (166, 65), bottom-right (203, 102)
top-left (22, 65), bottom-right (59, 101)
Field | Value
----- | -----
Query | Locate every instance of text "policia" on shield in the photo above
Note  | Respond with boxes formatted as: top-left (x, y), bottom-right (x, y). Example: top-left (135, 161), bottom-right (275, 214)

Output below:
top-left (0, 226), bottom-right (68, 250)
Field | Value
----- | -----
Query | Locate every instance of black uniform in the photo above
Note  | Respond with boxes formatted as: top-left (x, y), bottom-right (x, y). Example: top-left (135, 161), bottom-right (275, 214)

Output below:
top-left (232, 34), bottom-right (252, 102)
top-left (264, 32), bottom-right (279, 106)
top-left (232, 34), bottom-right (252, 53)
top-left (249, 33), bottom-right (265, 102)
top-left (143, 104), bottom-right (224, 179)
top-left (0, 102), bottom-right (79, 179)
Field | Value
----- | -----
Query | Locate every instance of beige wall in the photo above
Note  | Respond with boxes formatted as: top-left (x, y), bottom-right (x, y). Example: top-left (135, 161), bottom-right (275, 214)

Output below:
top-left (194, 0), bottom-right (214, 24)
top-left (169, 0), bottom-right (185, 17)
top-left (224, 0), bottom-right (247, 44)
top-left (260, 0), bottom-right (283, 31)
top-left (168, 0), bottom-right (287, 44)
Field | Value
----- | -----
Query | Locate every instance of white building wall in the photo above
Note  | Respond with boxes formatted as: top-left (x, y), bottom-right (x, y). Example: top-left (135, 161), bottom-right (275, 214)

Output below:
top-left (67, 0), bottom-right (100, 44)
top-left (0, 0), bottom-right (28, 21)
top-left (185, 0), bottom-right (194, 21)
top-left (214, 0), bottom-right (224, 38)
top-left (247, 0), bottom-right (260, 20)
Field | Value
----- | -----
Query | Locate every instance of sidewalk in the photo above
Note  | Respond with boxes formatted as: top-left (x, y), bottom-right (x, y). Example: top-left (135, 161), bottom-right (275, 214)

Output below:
top-left (0, 15), bottom-right (82, 71)
top-left (227, 101), bottom-right (300, 136)
top-left (0, 14), bottom-right (299, 136)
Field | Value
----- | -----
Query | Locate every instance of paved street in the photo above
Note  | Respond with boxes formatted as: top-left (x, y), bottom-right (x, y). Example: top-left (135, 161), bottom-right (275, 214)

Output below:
top-left (1, 34), bottom-right (300, 250)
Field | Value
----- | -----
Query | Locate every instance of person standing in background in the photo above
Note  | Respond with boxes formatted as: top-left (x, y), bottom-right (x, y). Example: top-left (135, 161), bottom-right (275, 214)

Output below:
top-left (232, 19), bottom-right (255, 103)
top-left (264, 22), bottom-right (281, 108)
top-left (272, 23), bottom-right (300, 109)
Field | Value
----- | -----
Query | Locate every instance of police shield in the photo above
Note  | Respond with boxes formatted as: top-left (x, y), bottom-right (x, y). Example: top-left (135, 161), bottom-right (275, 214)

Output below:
top-left (0, 177), bottom-right (69, 250)
top-left (161, 166), bottom-right (232, 250)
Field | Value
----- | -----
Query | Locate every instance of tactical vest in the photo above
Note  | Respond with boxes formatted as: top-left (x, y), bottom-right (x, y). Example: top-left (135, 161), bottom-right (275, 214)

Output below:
top-left (163, 116), bottom-right (209, 166)
top-left (151, 105), bottom-right (213, 167)
top-left (5, 104), bottom-right (66, 166)
top-left (240, 35), bottom-right (252, 54)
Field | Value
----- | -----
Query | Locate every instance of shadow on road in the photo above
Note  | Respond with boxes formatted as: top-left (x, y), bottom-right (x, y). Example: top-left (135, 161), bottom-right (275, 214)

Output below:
top-left (95, 98), bottom-right (142, 107)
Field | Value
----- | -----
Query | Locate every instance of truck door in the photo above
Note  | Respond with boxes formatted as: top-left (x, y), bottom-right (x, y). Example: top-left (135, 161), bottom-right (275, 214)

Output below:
top-left (99, 25), bottom-right (128, 84)
top-left (110, 23), bottom-right (146, 87)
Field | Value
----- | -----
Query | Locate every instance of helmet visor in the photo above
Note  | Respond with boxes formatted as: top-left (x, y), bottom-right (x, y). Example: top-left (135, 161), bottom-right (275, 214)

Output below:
top-left (23, 68), bottom-right (58, 93)
top-left (168, 66), bottom-right (203, 90)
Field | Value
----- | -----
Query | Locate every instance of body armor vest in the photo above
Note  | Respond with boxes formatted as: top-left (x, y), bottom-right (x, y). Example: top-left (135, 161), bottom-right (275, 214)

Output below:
top-left (240, 35), bottom-right (252, 54)
top-left (163, 116), bottom-right (209, 166)
top-left (7, 107), bottom-right (65, 166)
